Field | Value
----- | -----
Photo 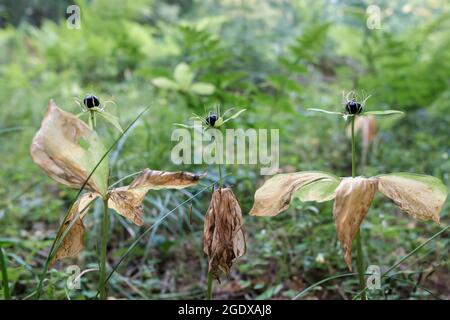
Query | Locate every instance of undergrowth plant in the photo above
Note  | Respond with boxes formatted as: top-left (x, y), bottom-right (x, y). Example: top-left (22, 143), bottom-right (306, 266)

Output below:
top-left (30, 98), bottom-right (204, 299)
top-left (250, 91), bottom-right (448, 300)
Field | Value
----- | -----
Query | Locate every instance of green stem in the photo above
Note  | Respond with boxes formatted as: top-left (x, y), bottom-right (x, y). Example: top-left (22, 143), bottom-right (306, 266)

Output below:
top-left (218, 163), bottom-right (223, 188)
top-left (90, 110), bottom-right (96, 130)
top-left (351, 115), bottom-right (367, 300)
top-left (206, 271), bottom-right (213, 300)
top-left (0, 248), bottom-right (11, 300)
top-left (205, 136), bottom-right (223, 300)
top-left (99, 196), bottom-right (109, 300)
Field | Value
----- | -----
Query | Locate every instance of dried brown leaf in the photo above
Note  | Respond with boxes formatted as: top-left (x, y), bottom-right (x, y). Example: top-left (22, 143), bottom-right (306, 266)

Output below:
top-left (108, 169), bottom-right (205, 225)
top-left (203, 188), bottom-right (245, 279)
top-left (333, 177), bottom-right (378, 270)
top-left (377, 173), bottom-right (447, 224)
top-left (250, 171), bottom-right (339, 216)
top-left (53, 193), bottom-right (99, 262)
top-left (30, 100), bottom-right (109, 195)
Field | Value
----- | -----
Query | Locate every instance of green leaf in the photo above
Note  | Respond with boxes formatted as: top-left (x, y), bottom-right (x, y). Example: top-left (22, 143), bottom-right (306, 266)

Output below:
top-left (174, 63), bottom-right (194, 89)
top-left (307, 108), bottom-right (343, 116)
top-left (97, 111), bottom-right (124, 133)
top-left (294, 177), bottom-right (340, 202)
top-left (190, 82), bottom-right (215, 95)
top-left (223, 109), bottom-right (246, 124)
top-left (363, 110), bottom-right (404, 115)
top-left (152, 77), bottom-right (178, 90)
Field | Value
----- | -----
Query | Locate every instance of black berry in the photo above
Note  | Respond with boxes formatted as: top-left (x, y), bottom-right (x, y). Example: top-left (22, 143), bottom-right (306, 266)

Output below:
top-left (83, 95), bottom-right (100, 109)
top-left (345, 101), bottom-right (362, 114)
top-left (206, 114), bottom-right (218, 127)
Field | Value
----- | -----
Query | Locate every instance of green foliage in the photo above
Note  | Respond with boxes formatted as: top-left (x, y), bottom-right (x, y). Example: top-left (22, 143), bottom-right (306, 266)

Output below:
top-left (0, 0), bottom-right (449, 300)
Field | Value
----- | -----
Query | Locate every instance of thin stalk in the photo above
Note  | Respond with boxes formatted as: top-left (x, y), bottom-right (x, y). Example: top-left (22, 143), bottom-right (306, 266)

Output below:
top-left (99, 196), bottom-right (110, 300)
top-left (0, 248), bottom-right (11, 300)
top-left (90, 110), bottom-right (95, 130)
top-left (206, 271), bottom-right (213, 300)
top-left (351, 115), bottom-right (367, 300)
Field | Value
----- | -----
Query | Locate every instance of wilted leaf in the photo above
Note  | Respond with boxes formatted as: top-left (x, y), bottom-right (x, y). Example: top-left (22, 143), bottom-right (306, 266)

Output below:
top-left (250, 171), bottom-right (338, 216)
top-left (108, 169), bottom-right (205, 225)
top-left (30, 100), bottom-right (109, 195)
top-left (190, 82), bottom-right (215, 95)
top-left (333, 177), bottom-right (378, 270)
top-left (174, 63), bottom-right (194, 90)
top-left (204, 188), bottom-right (245, 279)
top-left (53, 193), bottom-right (99, 262)
top-left (377, 173), bottom-right (448, 224)
top-left (152, 77), bottom-right (178, 90)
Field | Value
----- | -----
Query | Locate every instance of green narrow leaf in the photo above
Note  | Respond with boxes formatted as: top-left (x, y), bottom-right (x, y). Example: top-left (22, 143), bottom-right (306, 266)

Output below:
top-left (174, 63), bottom-right (194, 89)
top-left (152, 77), bottom-right (178, 90)
top-left (224, 109), bottom-right (246, 123)
top-left (97, 111), bottom-right (124, 133)
top-left (363, 110), bottom-right (404, 115)
top-left (307, 108), bottom-right (343, 116)
top-left (190, 82), bottom-right (215, 95)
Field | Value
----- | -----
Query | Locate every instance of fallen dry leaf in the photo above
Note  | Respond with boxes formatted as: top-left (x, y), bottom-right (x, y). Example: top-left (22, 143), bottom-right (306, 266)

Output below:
top-left (333, 177), bottom-right (378, 270)
top-left (204, 188), bottom-right (245, 279)
top-left (30, 100), bottom-right (109, 195)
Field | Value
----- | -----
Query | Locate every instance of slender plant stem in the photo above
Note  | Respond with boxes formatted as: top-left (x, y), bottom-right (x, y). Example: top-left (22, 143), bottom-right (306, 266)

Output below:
top-left (206, 271), bottom-right (213, 300)
top-left (351, 115), bottom-right (367, 300)
top-left (0, 248), bottom-right (11, 300)
top-left (99, 196), bottom-right (110, 300)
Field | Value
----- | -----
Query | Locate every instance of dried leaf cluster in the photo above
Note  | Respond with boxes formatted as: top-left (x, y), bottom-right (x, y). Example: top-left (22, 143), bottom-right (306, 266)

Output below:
top-left (203, 188), bottom-right (246, 279)
top-left (250, 171), bottom-right (447, 270)
top-left (31, 101), bottom-right (203, 261)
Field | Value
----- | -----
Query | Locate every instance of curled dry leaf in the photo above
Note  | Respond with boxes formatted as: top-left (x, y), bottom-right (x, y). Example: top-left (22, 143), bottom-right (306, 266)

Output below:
top-left (203, 188), bottom-right (246, 279)
top-left (53, 193), bottom-right (99, 262)
top-left (108, 169), bottom-right (205, 226)
top-left (30, 100), bottom-right (109, 196)
top-left (249, 171), bottom-right (340, 216)
top-left (333, 177), bottom-right (378, 270)
top-left (377, 173), bottom-right (448, 224)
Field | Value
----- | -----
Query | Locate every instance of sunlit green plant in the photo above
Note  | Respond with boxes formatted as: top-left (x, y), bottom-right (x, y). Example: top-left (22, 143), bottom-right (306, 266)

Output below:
top-left (30, 100), bottom-right (204, 299)
top-left (152, 62), bottom-right (215, 96)
top-left (250, 91), bottom-right (448, 300)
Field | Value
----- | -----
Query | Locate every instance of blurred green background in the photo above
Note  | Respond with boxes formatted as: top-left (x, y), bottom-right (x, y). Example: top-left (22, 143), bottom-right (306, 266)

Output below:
top-left (0, 0), bottom-right (449, 300)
